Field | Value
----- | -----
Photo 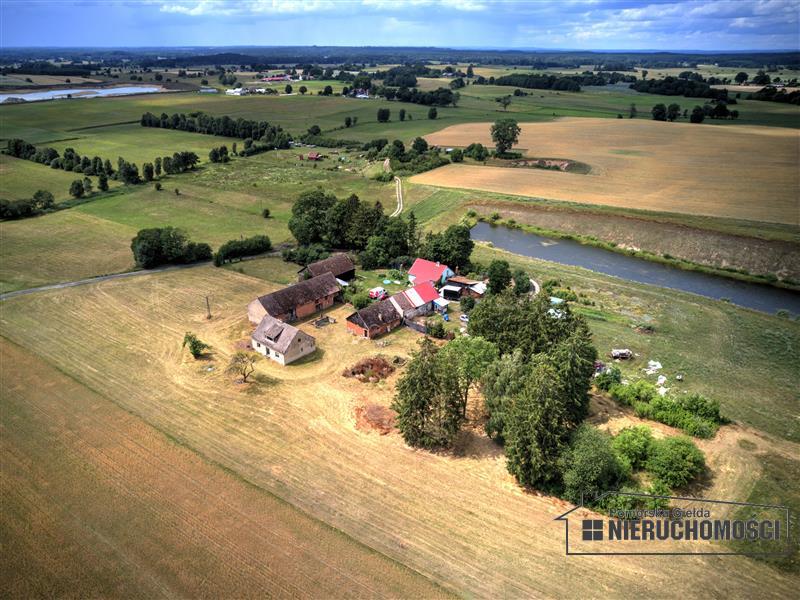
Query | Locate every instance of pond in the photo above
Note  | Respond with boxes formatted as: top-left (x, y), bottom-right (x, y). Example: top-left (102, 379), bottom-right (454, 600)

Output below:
top-left (0, 86), bottom-right (164, 103)
top-left (471, 221), bottom-right (800, 316)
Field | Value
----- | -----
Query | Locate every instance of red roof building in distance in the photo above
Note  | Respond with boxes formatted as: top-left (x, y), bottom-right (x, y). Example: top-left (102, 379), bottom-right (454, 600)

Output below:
top-left (307, 152), bottom-right (322, 161)
top-left (408, 258), bottom-right (455, 286)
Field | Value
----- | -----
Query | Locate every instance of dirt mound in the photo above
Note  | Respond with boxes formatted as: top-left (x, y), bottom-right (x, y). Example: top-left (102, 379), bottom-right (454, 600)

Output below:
top-left (355, 403), bottom-right (396, 434)
top-left (342, 356), bottom-right (395, 382)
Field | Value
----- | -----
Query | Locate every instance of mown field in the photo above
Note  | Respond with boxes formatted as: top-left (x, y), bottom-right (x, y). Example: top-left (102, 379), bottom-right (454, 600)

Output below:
top-left (0, 338), bottom-right (450, 599)
top-left (0, 149), bottom-right (410, 293)
top-left (413, 118), bottom-right (800, 225)
top-left (1, 260), bottom-right (798, 596)
top-left (0, 153), bottom-right (121, 201)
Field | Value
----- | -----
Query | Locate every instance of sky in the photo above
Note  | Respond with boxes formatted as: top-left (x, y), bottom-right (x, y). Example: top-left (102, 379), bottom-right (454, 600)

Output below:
top-left (1, 0), bottom-right (798, 51)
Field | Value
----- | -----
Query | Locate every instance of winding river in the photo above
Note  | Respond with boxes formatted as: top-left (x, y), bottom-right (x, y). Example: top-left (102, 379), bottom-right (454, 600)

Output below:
top-left (471, 221), bottom-right (800, 316)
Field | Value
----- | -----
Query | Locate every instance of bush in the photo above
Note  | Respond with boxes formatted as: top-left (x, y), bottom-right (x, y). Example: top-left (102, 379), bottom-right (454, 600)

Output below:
top-left (182, 332), bottom-right (210, 358)
top-left (559, 424), bottom-right (630, 504)
top-left (426, 319), bottom-right (446, 339)
top-left (214, 234), bottom-right (272, 266)
top-left (595, 366), bottom-right (622, 391)
top-left (351, 292), bottom-right (371, 310)
top-left (154, 182), bottom-right (162, 191)
top-left (633, 394), bottom-right (719, 439)
top-left (609, 380), bottom-right (657, 406)
top-left (282, 244), bottom-right (330, 266)
top-left (460, 296), bottom-right (476, 312)
top-left (646, 436), bottom-right (705, 489)
top-left (611, 425), bottom-right (653, 469)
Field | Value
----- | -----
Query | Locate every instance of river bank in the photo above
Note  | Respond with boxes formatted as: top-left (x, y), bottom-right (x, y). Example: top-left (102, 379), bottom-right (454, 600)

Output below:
top-left (466, 206), bottom-right (800, 291)
top-left (471, 220), bottom-right (800, 316)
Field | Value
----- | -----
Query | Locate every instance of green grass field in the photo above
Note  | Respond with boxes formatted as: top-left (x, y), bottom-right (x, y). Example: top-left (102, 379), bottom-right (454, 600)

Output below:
top-left (0, 153), bottom-right (120, 201)
top-left (47, 123), bottom-right (241, 166)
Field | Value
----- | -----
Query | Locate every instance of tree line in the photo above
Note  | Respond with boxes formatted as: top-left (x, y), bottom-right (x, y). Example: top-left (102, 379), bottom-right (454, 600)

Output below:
top-left (140, 112), bottom-right (292, 149)
top-left (478, 71), bottom-right (636, 92)
top-left (630, 76), bottom-right (731, 100)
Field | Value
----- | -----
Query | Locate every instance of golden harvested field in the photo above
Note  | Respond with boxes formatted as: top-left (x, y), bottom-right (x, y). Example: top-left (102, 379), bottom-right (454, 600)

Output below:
top-left (2, 265), bottom-right (798, 597)
top-left (0, 340), bottom-right (450, 599)
top-left (413, 118), bottom-right (800, 225)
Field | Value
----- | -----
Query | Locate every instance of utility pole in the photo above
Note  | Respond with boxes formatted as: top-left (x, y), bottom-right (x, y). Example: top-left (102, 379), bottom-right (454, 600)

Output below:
top-left (205, 295), bottom-right (212, 320)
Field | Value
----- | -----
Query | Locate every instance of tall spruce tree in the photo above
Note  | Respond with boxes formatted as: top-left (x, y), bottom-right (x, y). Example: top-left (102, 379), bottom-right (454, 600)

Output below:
top-left (393, 338), bottom-right (463, 448)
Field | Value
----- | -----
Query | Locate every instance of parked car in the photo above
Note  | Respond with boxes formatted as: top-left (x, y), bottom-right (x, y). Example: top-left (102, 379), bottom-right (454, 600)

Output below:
top-left (368, 286), bottom-right (386, 299)
top-left (459, 314), bottom-right (469, 323)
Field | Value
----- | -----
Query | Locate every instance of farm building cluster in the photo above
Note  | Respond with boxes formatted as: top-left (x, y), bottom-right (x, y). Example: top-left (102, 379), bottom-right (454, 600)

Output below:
top-left (247, 255), bottom-right (487, 365)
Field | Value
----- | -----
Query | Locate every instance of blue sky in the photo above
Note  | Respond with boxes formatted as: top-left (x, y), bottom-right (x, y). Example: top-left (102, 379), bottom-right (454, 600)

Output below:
top-left (2, 1), bottom-right (798, 51)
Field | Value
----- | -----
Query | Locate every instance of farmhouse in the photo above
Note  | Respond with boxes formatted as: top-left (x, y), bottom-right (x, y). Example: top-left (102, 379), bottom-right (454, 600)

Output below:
top-left (251, 314), bottom-right (316, 365)
top-left (445, 275), bottom-right (487, 298)
top-left (298, 253), bottom-right (356, 282)
top-left (388, 281), bottom-right (439, 319)
top-left (346, 299), bottom-right (402, 339)
top-left (248, 272), bottom-right (340, 324)
top-left (408, 258), bottom-right (454, 286)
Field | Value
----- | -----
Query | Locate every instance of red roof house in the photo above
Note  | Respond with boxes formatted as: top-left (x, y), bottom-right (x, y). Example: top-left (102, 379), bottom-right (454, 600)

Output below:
top-left (389, 281), bottom-right (439, 318)
top-left (408, 258), bottom-right (455, 286)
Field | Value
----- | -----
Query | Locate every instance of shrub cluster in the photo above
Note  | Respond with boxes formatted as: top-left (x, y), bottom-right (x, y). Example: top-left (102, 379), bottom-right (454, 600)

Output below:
top-left (0, 190), bottom-right (54, 220)
top-left (609, 381), bottom-right (724, 438)
top-left (130, 227), bottom-right (212, 269)
top-left (213, 235), bottom-right (272, 266)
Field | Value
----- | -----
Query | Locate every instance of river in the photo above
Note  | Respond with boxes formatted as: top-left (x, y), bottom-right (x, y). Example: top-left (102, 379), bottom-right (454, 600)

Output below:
top-left (0, 86), bottom-right (164, 103)
top-left (471, 221), bottom-right (800, 316)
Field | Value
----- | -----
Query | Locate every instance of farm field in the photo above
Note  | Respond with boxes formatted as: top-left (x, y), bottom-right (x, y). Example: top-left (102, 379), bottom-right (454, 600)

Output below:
top-left (0, 153), bottom-right (120, 201)
top-left (0, 339), bottom-right (450, 599)
top-left (413, 118), bottom-right (800, 225)
top-left (47, 123), bottom-right (241, 166)
top-left (1, 262), bottom-right (798, 596)
top-left (0, 149), bottom-right (409, 292)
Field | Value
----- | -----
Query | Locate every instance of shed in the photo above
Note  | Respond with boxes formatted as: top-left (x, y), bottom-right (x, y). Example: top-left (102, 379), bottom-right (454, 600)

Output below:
top-left (298, 253), bottom-right (356, 282)
top-left (346, 299), bottom-right (402, 339)
top-left (248, 272), bottom-right (340, 324)
top-left (440, 285), bottom-right (462, 301)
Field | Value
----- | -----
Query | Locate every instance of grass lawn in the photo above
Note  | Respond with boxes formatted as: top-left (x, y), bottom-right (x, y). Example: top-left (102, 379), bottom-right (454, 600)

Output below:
top-left (48, 123), bottom-right (242, 166)
top-left (0, 153), bottom-right (120, 201)
top-left (0, 209), bottom-right (136, 293)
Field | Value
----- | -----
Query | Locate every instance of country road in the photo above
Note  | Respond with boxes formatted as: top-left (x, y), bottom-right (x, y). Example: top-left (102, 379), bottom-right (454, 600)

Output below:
top-left (390, 176), bottom-right (403, 217)
top-left (0, 250), bottom-right (282, 301)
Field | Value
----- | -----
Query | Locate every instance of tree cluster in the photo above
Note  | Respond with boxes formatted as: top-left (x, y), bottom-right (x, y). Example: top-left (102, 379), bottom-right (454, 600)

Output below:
top-left (749, 86), bottom-right (800, 105)
top-left (140, 112), bottom-right (292, 149)
top-left (213, 234), bottom-right (272, 266)
top-left (630, 76), bottom-right (730, 100)
top-left (130, 227), bottom-right (212, 269)
top-left (0, 190), bottom-right (54, 220)
top-left (374, 86), bottom-right (458, 107)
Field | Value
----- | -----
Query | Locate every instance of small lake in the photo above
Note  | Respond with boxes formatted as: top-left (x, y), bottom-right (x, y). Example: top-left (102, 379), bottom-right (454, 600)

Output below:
top-left (0, 86), bottom-right (164, 103)
top-left (471, 221), bottom-right (800, 316)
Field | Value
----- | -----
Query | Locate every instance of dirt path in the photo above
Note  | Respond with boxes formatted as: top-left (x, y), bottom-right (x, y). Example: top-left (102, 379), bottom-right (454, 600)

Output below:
top-left (390, 176), bottom-right (403, 217)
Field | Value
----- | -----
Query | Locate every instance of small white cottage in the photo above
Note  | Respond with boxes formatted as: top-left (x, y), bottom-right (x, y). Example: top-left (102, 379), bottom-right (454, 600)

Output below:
top-left (251, 314), bottom-right (316, 365)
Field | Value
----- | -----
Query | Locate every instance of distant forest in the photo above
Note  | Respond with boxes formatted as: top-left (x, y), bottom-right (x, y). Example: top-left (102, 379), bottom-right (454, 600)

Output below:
top-left (1, 47), bottom-right (798, 71)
